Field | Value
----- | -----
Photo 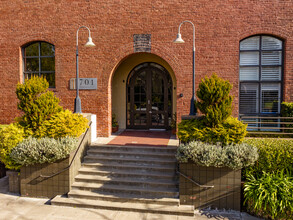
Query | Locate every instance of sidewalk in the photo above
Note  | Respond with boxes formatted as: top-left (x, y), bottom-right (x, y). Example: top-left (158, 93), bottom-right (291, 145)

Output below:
top-left (0, 176), bottom-right (260, 220)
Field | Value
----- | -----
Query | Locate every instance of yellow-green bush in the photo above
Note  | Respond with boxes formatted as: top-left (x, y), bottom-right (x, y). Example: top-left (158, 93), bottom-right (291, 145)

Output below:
top-left (35, 110), bottom-right (89, 138)
top-left (0, 123), bottom-right (24, 170)
top-left (178, 116), bottom-right (247, 145)
top-left (16, 76), bottom-right (63, 134)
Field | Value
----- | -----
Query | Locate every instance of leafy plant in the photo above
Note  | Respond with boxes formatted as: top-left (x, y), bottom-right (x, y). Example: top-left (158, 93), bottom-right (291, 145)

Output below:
top-left (196, 74), bottom-right (233, 127)
top-left (178, 116), bottom-right (247, 145)
top-left (170, 113), bottom-right (177, 129)
top-left (281, 102), bottom-right (293, 133)
top-left (10, 137), bottom-right (78, 166)
top-left (0, 123), bottom-right (25, 170)
top-left (112, 114), bottom-right (118, 128)
top-left (243, 138), bottom-right (293, 178)
top-left (34, 110), bottom-right (88, 138)
top-left (176, 141), bottom-right (258, 169)
top-left (244, 171), bottom-right (293, 219)
top-left (16, 76), bottom-right (63, 134)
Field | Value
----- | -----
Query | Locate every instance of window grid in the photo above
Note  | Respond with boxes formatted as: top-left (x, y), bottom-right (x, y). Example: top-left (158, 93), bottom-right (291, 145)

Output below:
top-left (23, 42), bottom-right (55, 88)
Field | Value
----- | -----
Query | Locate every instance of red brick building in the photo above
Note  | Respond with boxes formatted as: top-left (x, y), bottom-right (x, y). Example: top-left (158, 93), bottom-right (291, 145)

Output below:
top-left (0, 0), bottom-right (292, 136)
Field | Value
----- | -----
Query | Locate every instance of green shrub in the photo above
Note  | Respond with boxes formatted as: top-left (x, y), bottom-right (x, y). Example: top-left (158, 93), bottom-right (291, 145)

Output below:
top-left (176, 141), bottom-right (258, 170)
top-left (243, 138), bottom-right (293, 178)
top-left (35, 110), bottom-right (89, 138)
top-left (281, 102), bottom-right (293, 133)
top-left (244, 171), bottom-right (293, 219)
top-left (16, 76), bottom-right (63, 134)
top-left (10, 137), bottom-right (78, 166)
top-left (0, 123), bottom-right (25, 170)
top-left (196, 74), bottom-right (233, 127)
top-left (178, 116), bottom-right (247, 145)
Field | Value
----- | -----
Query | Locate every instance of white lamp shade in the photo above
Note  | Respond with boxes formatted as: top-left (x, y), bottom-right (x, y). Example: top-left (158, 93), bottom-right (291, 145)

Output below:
top-left (173, 33), bottom-right (185, 43)
top-left (84, 37), bottom-right (96, 47)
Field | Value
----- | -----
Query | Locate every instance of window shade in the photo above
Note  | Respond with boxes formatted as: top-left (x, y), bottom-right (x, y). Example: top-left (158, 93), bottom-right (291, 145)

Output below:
top-left (261, 84), bottom-right (280, 113)
top-left (261, 51), bottom-right (282, 65)
top-left (240, 84), bottom-right (259, 114)
top-left (240, 52), bottom-right (259, 65)
top-left (240, 67), bottom-right (259, 80)
top-left (262, 36), bottom-right (282, 50)
top-left (240, 36), bottom-right (260, 50)
top-left (261, 67), bottom-right (281, 80)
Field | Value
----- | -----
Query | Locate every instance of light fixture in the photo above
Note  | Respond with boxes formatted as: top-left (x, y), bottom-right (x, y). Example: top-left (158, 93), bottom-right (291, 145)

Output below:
top-left (74, 26), bottom-right (96, 113)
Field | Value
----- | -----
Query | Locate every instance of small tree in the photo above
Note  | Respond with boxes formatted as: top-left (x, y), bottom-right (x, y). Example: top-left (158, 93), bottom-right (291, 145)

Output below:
top-left (196, 73), bottom-right (233, 127)
top-left (16, 76), bottom-right (63, 133)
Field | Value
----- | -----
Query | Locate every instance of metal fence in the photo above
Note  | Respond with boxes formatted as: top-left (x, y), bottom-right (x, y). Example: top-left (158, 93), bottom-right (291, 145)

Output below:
top-left (239, 115), bottom-right (293, 136)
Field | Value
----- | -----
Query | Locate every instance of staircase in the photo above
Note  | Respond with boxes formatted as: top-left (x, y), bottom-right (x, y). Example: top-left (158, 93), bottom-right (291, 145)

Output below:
top-left (51, 144), bottom-right (194, 216)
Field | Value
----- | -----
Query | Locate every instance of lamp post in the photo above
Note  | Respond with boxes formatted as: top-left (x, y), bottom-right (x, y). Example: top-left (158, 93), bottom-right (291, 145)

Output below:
top-left (74, 26), bottom-right (96, 113)
top-left (173, 20), bottom-right (197, 115)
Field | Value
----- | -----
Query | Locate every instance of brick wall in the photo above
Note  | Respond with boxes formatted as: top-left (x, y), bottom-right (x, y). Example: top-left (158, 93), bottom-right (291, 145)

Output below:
top-left (0, 0), bottom-right (292, 136)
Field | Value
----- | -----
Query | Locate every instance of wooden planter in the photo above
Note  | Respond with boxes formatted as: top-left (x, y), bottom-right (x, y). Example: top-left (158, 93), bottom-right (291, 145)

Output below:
top-left (179, 163), bottom-right (241, 211)
top-left (0, 162), bottom-right (6, 178)
top-left (112, 126), bottom-right (119, 133)
top-left (20, 123), bottom-right (91, 198)
top-left (7, 170), bottom-right (20, 194)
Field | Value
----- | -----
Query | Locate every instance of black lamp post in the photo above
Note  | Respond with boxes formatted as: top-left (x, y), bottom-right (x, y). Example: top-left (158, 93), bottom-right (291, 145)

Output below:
top-left (74, 26), bottom-right (96, 113)
top-left (174, 20), bottom-right (197, 115)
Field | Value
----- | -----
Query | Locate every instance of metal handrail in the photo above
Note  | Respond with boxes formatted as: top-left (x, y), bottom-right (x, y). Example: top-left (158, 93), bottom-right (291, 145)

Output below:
top-left (39, 121), bottom-right (92, 179)
top-left (177, 170), bottom-right (214, 188)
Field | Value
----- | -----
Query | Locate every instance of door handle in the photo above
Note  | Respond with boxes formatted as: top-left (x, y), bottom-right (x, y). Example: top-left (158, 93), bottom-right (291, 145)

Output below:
top-left (149, 111), bottom-right (152, 113)
top-left (148, 100), bottom-right (150, 104)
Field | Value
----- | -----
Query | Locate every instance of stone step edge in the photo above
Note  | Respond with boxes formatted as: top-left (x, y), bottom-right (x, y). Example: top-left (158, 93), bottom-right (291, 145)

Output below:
top-left (71, 182), bottom-right (178, 194)
top-left (75, 174), bottom-right (178, 186)
top-left (68, 190), bottom-right (179, 205)
top-left (81, 162), bottom-right (176, 171)
top-left (87, 149), bottom-right (176, 157)
top-left (78, 167), bottom-right (176, 178)
top-left (84, 155), bottom-right (177, 163)
top-left (90, 144), bottom-right (178, 151)
top-left (51, 195), bottom-right (194, 216)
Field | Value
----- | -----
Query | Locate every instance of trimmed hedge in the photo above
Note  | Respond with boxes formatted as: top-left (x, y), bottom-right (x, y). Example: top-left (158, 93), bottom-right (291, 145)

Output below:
top-left (178, 116), bottom-right (247, 145)
top-left (176, 141), bottom-right (258, 170)
top-left (10, 137), bottom-right (78, 166)
top-left (243, 138), bottom-right (293, 178)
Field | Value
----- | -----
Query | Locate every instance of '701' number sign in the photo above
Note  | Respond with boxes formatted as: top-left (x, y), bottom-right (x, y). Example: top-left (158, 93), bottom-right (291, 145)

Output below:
top-left (69, 78), bottom-right (97, 90)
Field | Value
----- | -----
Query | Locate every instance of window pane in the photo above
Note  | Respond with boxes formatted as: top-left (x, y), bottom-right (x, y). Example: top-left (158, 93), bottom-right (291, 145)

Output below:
top-left (25, 58), bottom-right (39, 71)
top-left (41, 42), bottom-right (55, 56)
top-left (261, 51), bottom-right (282, 65)
top-left (240, 36), bottom-right (260, 50)
top-left (261, 67), bottom-right (281, 81)
top-left (240, 52), bottom-right (259, 65)
top-left (240, 67), bottom-right (259, 80)
top-left (261, 84), bottom-right (280, 113)
top-left (240, 84), bottom-right (258, 114)
top-left (41, 73), bottom-right (55, 88)
top-left (262, 36), bottom-right (282, 50)
top-left (25, 43), bottom-right (39, 56)
top-left (41, 57), bottom-right (55, 71)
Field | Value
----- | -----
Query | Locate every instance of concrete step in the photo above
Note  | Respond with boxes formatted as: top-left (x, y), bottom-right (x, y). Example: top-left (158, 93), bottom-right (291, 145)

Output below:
top-left (74, 174), bottom-right (178, 188)
top-left (68, 190), bottom-right (179, 205)
top-left (83, 155), bottom-right (177, 167)
top-left (87, 149), bottom-right (176, 160)
top-left (51, 195), bottom-right (194, 216)
top-left (90, 144), bottom-right (177, 154)
top-left (78, 167), bottom-right (177, 181)
top-left (71, 182), bottom-right (179, 198)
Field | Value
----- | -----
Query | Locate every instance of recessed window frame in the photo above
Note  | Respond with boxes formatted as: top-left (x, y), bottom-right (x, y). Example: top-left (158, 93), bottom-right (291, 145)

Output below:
top-left (22, 41), bottom-right (55, 88)
top-left (239, 35), bottom-right (284, 117)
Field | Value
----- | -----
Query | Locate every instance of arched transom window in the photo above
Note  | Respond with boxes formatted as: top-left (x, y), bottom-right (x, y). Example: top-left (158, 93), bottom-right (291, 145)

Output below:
top-left (23, 42), bottom-right (55, 87)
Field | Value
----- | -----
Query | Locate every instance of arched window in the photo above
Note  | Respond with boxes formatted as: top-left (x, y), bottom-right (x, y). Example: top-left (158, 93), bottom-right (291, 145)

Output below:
top-left (239, 35), bottom-right (283, 116)
top-left (23, 42), bottom-right (55, 87)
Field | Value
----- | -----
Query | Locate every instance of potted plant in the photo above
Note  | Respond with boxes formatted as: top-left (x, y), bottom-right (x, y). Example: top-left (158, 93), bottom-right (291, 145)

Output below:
top-left (170, 113), bottom-right (177, 135)
top-left (112, 114), bottom-right (119, 133)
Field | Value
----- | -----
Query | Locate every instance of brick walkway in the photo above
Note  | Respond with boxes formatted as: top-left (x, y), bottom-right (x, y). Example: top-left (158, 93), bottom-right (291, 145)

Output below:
top-left (107, 130), bottom-right (172, 147)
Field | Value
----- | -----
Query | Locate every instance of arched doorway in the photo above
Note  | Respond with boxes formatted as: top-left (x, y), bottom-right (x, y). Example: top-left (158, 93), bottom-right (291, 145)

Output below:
top-left (127, 62), bottom-right (173, 129)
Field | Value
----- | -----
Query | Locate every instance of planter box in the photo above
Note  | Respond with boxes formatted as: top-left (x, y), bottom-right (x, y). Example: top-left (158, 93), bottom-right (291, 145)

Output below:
top-left (179, 163), bottom-right (241, 211)
top-left (7, 170), bottom-right (20, 194)
top-left (20, 120), bottom-right (92, 198)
